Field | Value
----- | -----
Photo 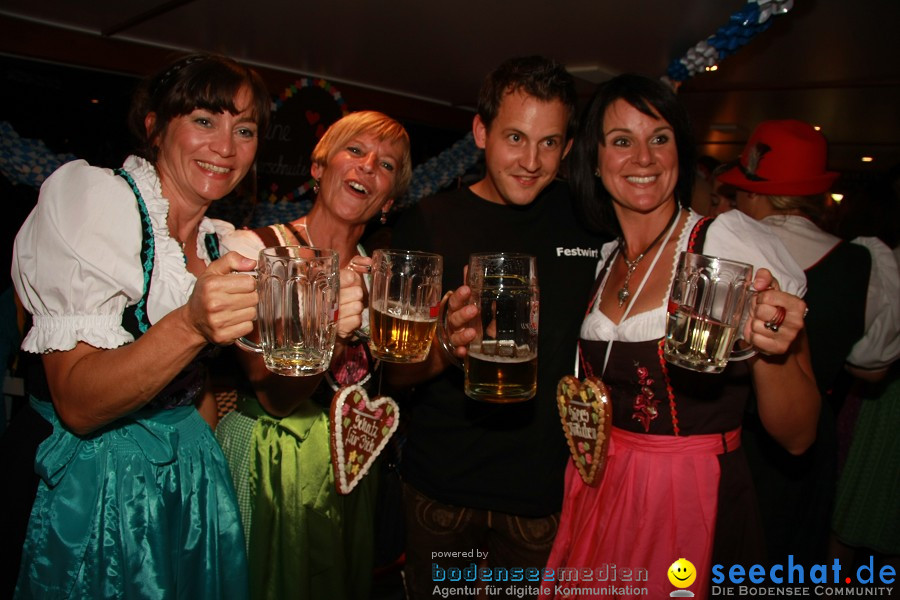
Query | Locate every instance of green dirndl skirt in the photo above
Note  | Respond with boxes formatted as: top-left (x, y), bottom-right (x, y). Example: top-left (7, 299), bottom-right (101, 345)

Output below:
top-left (832, 375), bottom-right (900, 554)
top-left (216, 394), bottom-right (377, 600)
top-left (15, 400), bottom-right (249, 599)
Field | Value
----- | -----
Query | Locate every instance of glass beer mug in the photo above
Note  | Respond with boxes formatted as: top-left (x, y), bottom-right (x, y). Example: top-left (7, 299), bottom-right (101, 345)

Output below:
top-left (363, 249), bottom-right (443, 363)
top-left (236, 246), bottom-right (340, 376)
top-left (664, 251), bottom-right (757, 373)
top-left (463, 253), bottom-right (539, 403)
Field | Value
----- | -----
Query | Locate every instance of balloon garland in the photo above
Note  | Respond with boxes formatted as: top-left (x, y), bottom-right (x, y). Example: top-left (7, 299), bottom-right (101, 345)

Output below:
top-left (0, 121), bottom-right (76, 188)
top-left (400, 132), bottom-right (482, 208)
top-left (665, 0), bottom-right (793, 83)
top-left (271, 77), bottom-right (350, 114)
top-left (250, 197), bottom-right (314, 227)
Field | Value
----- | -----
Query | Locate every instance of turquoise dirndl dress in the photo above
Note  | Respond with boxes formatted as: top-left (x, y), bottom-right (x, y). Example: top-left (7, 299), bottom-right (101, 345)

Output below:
top-left (14, 168), bottom-right (249, 599)
top-left (18, 402), bottom-right (248, 599)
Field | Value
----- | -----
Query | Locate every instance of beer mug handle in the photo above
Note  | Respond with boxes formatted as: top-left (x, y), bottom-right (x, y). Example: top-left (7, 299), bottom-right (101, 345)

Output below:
top-left (730, 289), bottom-right (758, 362)
top-left (235, 336), bottom-right (263, 354)
top-left (729, 344), bottom-right (757, 361)
top-left (437, 291), bottom-right (463, 369)
top-left (233, 269), bottom-right (263, 354)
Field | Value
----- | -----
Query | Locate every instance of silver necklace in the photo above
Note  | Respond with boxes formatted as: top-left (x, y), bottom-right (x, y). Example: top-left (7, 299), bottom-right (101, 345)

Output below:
top-left (616, 208), bottom-right (681, 307)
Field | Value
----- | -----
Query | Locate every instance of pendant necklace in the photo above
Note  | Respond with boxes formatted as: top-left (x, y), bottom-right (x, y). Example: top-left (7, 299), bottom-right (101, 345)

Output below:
top-left (170, 225), bottom-right (188, 264)
top-left (616, 207), bottom-right (681, 307)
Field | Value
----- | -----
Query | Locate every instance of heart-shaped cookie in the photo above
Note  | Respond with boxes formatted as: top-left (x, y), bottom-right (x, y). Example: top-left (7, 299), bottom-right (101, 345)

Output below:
top-left (330, 384), bottom-right (399, 495)
top-left (557, 375), bottom-right (612, 486)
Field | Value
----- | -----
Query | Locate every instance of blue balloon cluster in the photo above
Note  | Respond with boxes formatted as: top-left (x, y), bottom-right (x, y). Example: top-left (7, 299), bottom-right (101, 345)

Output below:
top-left (0, 121), bottom-right (77, 188)
top-left (400, 132), bottom-right (482, 208)
top-left (666, 0), bottom-right (793, 82)
top-left (250, 199), bottom-right (314, 228)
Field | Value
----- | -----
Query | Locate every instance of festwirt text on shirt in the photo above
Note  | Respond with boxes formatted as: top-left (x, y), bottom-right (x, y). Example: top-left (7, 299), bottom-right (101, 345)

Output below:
top-left (556, 246), bottom-right (599, 258)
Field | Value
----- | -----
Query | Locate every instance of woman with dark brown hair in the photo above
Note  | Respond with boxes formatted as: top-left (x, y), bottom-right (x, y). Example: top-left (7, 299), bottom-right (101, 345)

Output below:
top-left (9, 53), bottom-right (270, 598)
top-left (541, 75), bottom-right (819, 600)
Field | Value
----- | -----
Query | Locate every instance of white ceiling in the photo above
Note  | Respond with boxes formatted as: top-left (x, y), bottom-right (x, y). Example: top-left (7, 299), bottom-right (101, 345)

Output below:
top-left (1, 0), bottom-right (898, 176)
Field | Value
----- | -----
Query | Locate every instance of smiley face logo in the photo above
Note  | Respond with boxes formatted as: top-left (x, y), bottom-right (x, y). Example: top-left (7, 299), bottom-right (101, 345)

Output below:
top-left (668, 558), bottom-right (697, 588)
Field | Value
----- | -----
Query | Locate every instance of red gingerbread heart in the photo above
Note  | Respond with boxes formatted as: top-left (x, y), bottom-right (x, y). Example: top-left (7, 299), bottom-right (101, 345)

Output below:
top-left (330, 384), bottom-right (399, 495)
top-left (557, 375), bottom-right (612, 486)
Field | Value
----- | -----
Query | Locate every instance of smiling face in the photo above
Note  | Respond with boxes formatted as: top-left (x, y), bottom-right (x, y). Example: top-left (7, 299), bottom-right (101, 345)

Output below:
top-left (471, 90), bottom-right (572, 206)
top-left (597, 98), bottom-right (679, 218)
top-left (153, 85), bottom-right (259, 207)
top-left (311, 131), bottom-right (402, 225)
top-left (667, 558), bottom-right (697, 589)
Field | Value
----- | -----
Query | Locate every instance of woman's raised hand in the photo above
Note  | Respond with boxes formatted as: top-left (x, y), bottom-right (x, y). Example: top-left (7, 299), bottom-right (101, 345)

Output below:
top-left (337, 267), bottom-right (366, 340)
top-left (744, 268), bottom-right (808, 356)
top-left (185, 251), bottom-right (258, 345)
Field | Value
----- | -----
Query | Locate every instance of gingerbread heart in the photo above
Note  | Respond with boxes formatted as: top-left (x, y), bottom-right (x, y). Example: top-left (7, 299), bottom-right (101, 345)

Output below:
top-left (330, 384), bottom-right (399, 495)
top-left (557, 375), bottom-right (612, 486)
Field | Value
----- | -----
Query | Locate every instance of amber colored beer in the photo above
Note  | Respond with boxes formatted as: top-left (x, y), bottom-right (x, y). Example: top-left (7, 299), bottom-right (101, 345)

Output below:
top-left (369, 299), bottom-right (438, 363)
top-left (464, 340), bottom-right (538, 403)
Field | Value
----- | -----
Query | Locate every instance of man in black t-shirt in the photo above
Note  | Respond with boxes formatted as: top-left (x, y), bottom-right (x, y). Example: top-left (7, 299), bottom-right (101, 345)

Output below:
top-left (388, 56), bottom-right (607, 599)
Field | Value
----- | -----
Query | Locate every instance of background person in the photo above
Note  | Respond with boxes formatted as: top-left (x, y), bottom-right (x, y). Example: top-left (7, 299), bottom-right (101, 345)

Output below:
top-left (387, 56), bottom-right (606, 599)
top-left (535, 74), bottom-right (819, 600)
top-left (216, 110), bottom-right (411, 600)
top-left (719, 119), bottom-right (900, 565)
top-left (709, 160), bottom-right (739, 216)
top-left (8, 53), bottom-right (269, 598)
top-left (827, 175), bottom-right (900, 574)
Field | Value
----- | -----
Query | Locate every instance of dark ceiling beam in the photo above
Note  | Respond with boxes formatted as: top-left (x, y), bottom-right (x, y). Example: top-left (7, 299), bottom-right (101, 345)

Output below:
top-left (101, 0), bottom-right (197, 37)
top-left (0, 14), bottom-right (473, 130)
top-left (682, 79), bottom-right (900, 94)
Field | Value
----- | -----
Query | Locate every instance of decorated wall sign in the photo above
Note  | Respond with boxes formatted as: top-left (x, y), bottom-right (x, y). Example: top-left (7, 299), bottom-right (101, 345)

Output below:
top-left (557, 375), bottom-right (612, 486)
top-left (255, 78), bottom-right (349, 207)
top-left (330, 384), bottom-right (399, 495)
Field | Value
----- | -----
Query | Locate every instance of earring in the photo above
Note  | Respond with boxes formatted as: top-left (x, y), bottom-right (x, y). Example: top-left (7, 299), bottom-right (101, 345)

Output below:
top-left (594, 168), bottom-right (602, 177)
top-left (380, 209), bottom-right (389, 225)
top-left (313, 179), bottom-right (320, 195)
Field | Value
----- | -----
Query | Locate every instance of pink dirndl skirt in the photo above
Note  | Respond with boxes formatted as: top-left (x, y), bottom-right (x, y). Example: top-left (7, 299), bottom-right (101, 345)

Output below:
top-left (540, 426), bottom-right (740, 600)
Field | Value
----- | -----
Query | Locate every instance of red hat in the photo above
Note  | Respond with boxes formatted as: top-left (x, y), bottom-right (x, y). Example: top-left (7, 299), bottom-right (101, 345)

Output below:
top-left (718, 119), bottom-right (839, 196)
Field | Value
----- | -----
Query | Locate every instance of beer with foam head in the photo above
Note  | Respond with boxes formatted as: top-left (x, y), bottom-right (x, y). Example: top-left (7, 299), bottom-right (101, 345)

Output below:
top-left (465, 340), bottom-right (538, 402)
top-left (463, 253), bottom-right (539, 403)
top-left (366, 249), bottom-right (442, 363)
top-left (369, 298), bottom-right (438, 363)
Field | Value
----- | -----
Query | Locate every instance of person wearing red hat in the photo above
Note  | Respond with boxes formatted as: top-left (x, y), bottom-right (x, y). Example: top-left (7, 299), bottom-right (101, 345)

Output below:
top-left (720, 119), bottom-right (900, 566)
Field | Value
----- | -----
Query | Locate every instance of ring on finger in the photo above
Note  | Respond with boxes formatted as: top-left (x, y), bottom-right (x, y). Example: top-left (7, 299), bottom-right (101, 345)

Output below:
top-left (764, 305), bottom-right (786, 332)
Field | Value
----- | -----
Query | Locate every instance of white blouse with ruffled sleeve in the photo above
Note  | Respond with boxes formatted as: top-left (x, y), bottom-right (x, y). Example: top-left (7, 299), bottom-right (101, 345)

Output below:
top-left (581, 209), bottom-right (807, 344)
top-left (13, 155), bottom-right (235, 354)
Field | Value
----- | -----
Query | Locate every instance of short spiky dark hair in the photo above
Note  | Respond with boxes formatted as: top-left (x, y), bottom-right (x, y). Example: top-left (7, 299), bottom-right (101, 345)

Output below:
top-left (477, 55), bottom-right (578, 140)
top-left (129, 53), bottom-right (270, 163)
